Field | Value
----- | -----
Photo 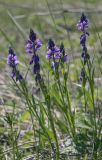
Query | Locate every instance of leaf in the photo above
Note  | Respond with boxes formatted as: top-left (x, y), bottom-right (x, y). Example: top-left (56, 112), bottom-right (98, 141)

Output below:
top-left (18, 111), bottom-right (30, 123)
top-left (23, 131), bottom-right (33, 141)
top-left (0, 28), bottom-right (14, 47)
top-left (49, 83), bottom-right (64, 112)
top-left (44, 127), bottom-right (55, 141)
top-left (0, 127), bottom-right (6, 134)
top-left (56, 119), bottom-right (68, 133)
top-left (75, 113), bottom-right (92, 130)
top-left (7, 11), bottom-right (26, 39)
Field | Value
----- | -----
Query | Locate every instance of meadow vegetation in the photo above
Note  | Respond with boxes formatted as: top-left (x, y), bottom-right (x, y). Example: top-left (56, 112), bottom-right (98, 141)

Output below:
top-left (0, 0), bottom-right (102, 159)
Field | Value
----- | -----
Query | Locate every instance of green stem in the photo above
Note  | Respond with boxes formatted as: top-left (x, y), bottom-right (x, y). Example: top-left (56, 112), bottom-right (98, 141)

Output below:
top-left (38, 79), bottom-right (60, 160)
top-left (11, 123), bottom-right (15, 160)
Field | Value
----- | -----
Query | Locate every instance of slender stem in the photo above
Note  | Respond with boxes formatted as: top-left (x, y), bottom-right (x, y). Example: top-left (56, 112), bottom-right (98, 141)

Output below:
top-left (38, 79), bottom-right (60, 160)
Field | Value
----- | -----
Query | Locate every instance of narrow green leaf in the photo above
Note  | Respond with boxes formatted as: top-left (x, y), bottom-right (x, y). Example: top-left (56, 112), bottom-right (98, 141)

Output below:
top-left (18, 111), bottom-right (30, 123)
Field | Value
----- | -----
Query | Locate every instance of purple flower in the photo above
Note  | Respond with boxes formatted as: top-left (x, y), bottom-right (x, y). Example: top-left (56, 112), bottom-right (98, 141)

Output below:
top-left (25, 40), bottom-right (33, 54)
top-left (80, 34), bottom-right (86, 46)
top-left (7, 47), bottom-right (19, 67)
top-left (46, 39), bottom-right (60, 59)
top-left (46, 41), bottom-right (68, 70)
top-left (26, 29), bottom-right (42, 79)
top-left (29, 55), bottom-right (39, 65)
top-left (77, 13), bottom-right (88, 31)
top-left (54, 53), bottom-right (61, 59)
top-left (77, 14), bottom-right (90, 81)
top-left (36, 39), bottom-right (42, 50)
top-left (80, 68), bottom-right (85, 81)
top-left (7, 47), bottom-right (23, 81)
top-left (51, 62), bottom-right (60, 69)
top-left (26, 29), bottom-right (42, 54)
top-left (29, 54), bottom-right (40, 75)
top-left (46, 50), bottom-right (52, 59)
top-left (80, 32), bottom-right (89, 46)
top-left (63, 54), bottom-right (68, 62)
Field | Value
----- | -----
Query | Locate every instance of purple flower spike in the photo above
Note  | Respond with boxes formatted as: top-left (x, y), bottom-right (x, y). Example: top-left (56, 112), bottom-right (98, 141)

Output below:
top-left (77, 13), bottom-right (88, 31)
top-left (7, 47), bottom-right (23, 81)
top-left (26, 29), bottom-right (42, 55)
top-left (7, 47), bottom-right (19, 67)
top-left (46, 41), bottom-right (68, 69)
top-left (26, 29), bottom-right (42, 79)
top-left (46, 39), bottom-right (60, 60)
top-left (77, 14), bottom-right (90, 81)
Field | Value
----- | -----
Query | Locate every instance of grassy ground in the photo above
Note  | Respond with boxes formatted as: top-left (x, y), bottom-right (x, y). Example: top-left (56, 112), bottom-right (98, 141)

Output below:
top-left (0, 0), bottom-right (102, 159)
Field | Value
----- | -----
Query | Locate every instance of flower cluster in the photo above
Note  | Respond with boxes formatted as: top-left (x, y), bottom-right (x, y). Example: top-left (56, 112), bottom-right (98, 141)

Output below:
top-left (7, 30), bottom-right (68, 81)
top-left (46, 39), bottom-right (68, 69)
top-left (26, 29), bottom-right (42, 78)
top-left (26, 29), bottom-right (42, 54)
top-left (7, 47), bottom-right (23, 81)
top-left (7, 47), bottom-right (19, 67)
top-left (77, 13), bottom-right (90, 81)
top-left (77, 13), bottom-right (88, 31)
top-left (46, 39), bottom-right (60, 60)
